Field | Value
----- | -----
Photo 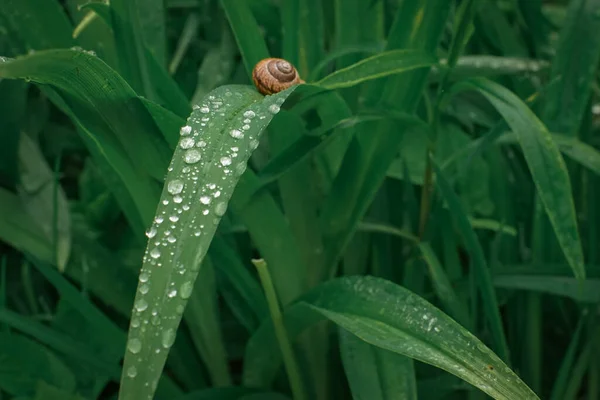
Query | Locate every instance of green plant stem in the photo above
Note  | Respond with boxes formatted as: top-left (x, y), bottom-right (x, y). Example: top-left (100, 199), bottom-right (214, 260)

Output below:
top-left (252, 259), bottom-right (307, 400)
top-left (418, 0), bottom-right (479, 238)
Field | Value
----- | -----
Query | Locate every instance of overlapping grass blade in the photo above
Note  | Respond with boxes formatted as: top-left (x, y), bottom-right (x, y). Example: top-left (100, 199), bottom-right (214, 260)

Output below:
top-left (542, 0), bottom-right (600, 136)
top-left (319, 0), bottom-right (451, 276)
top-left (433, 162), bottom-right (509, 361)
top-left (316, 50), bottom-right (436, 90)
top-left (494, 275), bottom-right (600, 303)
top-left (447, 78), bottom-right (585, 280)
top-left (496, 132), bottom-right (600, 177)
top-left (419, 243), bottom-right (470, 327)
top-left (119, 85), bottom-right (297, 400)
top-left (340, 329), bottom-right (418, 400)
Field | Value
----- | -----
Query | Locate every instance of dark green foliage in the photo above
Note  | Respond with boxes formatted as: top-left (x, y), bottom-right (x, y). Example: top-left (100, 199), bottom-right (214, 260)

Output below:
top-left (1, 1), bottom-right (599, 400)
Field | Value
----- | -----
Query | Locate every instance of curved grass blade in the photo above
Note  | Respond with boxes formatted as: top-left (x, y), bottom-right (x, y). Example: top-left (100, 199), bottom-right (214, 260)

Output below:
top-left (542, 0), bottom-right (600, 136)
top-left (419, 243), bottom-right (470, 327)
top-left (245, 276), bottom-right (539, 400)
top-left (0, 50), bottom-right (172, 182)
top-left (447, 77), bottom-right (585, 280)
top-left (433, 161), bottom-right (509, 361)
top-left (496, 132), bottom-right (600, 178)
top-left (118, 85), bottom-right (297, 400)
top-left (315, 50), bottom-right (437, 90)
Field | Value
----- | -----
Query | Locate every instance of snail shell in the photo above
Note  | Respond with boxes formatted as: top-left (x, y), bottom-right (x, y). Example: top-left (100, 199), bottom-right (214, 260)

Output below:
top-left (252, 58), bottom-right (304, 95)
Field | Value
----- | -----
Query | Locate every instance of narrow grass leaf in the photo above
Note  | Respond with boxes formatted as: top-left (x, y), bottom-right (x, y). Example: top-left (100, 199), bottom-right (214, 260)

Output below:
top-left (542, 0), bottom-right (600, 136)
top-left (315, 50), bottom-right (436, 90)
top-left (17, 134), bottom-right (71, 271)
top-left (119, 85), bottom-right (297, 400)
top-left (419, 243), bottom-right (470, 327)
top-left (497, 132), bottom-right (600, 178)
top-left (340, 328), bottom-right (418, 400)
top-left (494, 275), bottom-right (600, 303)
top-left (433, 162), bottom-right (509, 361)
top-left (447, 78), bottom-right (585, 280)
top-left (220, 0), bottom-right (270, 78)
top-left (0, 188), bottom-right (55, 265)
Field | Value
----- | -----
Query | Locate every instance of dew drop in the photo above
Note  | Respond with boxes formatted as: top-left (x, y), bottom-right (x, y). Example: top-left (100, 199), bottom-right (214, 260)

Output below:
top-left (127, 338), bottom-right (142, 354)
top-left (139, 272), bottom-right (149, 282)
top-left (145, 226), bottom-right (157, 238)
top-left (150, 248), bottom-right (161, 259)
top-left (168, 289), bottom-right (177, 298)
top-left (173, 195), bottom-right (183, 204)
top-left (162, 329), bottom-right (176, 348)
top-left (180, 281), bottom-right (194, 299)
top-left (220, 157), bottom-right (232, 166)
top-left (127, 366), bottom-right (138, 378)
top-left (242, 124), bottom-right (250, 130)
top-left (167, 236), bottom-right (176, 243)
top-left (169, 215), bottom-right (179, 222)
top-left (230, 129), bottom-right (244, 139)
top-left (155, 216), bottom-right (164, 224)
top-left (182, 204), bottom-right (190, 211)
top-left (243, 110), bottom-right (255, 118)
top-left (197, 140), bottom-right (207, 148)
top-left (180, 137), bottom-right (195, 149)
top-left (140, 284), bottom-right (149, 294)
top-left (200, 106), bottom-right (210, 113)
top-left (131, 318), bottom-right (140, 328)
top-left (180, 126), bottom-right (191, 135)
top-left (135, 298), bottom-right (148, 312)
top-left (215, 202), bottom-right (227, 216)
top-left (200, 196), bottom-right (211, 205)
top-left (167, 180), bottom-right (184, 195)
top-left (268, 104), bottom-right (280, 114)
top-left (184, 149), bottom-right (202, 164)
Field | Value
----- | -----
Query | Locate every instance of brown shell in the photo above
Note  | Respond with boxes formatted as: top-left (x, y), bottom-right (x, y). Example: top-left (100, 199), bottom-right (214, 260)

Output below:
top-left (252, 58), bottom-right (304, 95)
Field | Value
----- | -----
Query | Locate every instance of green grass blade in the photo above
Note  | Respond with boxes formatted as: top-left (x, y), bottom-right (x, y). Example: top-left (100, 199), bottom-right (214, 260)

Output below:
top-left (119, 85), bottom-right (297, 400)
top-left (0, 331), bottom-right (76, 396)
top-left (0, 50), bottom-right (171, 182)
top-left (136, 0), bottom-right (167, 67)
top-left (340, 328), bottom-right (418, 400)
top-left (318, 0), bottom-right (450, 276)
top-left (447, 78), bottom-right (585, 280)
top-left (0, 188), bottom-right (55, 265)
top-left (0, 0), bottom-right (73, 50)
top-left (497, 132), bottom-right (600, 178)
top-left (433, 162), bottom-right (509, 361)
top-left (220, 0), bottom-right (270, 78)
top-left (17, 134), bottom-right (71, 271)
top-left (419, 242), bottom-right (470, 328)
top-left (253, 259), bottom-right (307, 400)
top-left (542, 0), bottom-right (600, 136)
top-left (315, 50), bottom-right (436, 89)
top-left (494, 275), bottom-right (600, 303)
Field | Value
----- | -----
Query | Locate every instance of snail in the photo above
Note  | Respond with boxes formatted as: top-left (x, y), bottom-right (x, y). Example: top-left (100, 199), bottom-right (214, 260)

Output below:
top-left (252, 58), bottom-right (304, 95)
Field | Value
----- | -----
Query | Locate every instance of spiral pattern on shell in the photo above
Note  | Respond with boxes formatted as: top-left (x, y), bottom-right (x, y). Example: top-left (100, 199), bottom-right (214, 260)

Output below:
top-left (252, 58), bottom-right (304, 95)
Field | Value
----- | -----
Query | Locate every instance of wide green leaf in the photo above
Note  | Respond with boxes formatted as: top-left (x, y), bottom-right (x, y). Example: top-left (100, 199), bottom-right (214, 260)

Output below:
top-left (246, 276), bottom-right (539, 400)
top-left (119, 85), bottom-right (297, 400)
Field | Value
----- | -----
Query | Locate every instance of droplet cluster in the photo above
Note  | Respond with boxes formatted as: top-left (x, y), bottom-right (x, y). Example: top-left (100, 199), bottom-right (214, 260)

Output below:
top-left (123, 87), bottom-right (289, 396)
